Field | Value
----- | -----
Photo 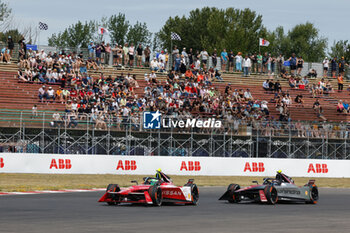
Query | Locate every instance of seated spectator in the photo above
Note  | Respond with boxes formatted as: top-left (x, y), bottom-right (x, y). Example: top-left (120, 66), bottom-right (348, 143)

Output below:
top-left (150, 58), bottom-right (158, 71)
top-left (343, 101), bottom-right (349, 113)
top-left (337, 100), bottom-right (345, 113)
top-left (17, 68), bottom-right (29, 82)
top-left (280, 67), bottom-right (288, 79)
top-left (262, 79), bottom-right (270, 91)
top-left (295, 94), bottom-right (304, 107)
top-left (38, 85), bottom-right (48, 103)
top-left (274, 81), bottom-right (282, 92)
top-left (47, 87), bottom-right (55, 103)
top-left (244, 89), bottom-right (253, 101)
top-left (289, 77), bottom-right (297, 88)
top-left (302, 76), bottom-right (309, 88)
top-left (214, 69), bottom-right (223, 81)
top-left (307, 68), bottom-right (317, 78)
top-left (51, 111), bottom-right (63, 127)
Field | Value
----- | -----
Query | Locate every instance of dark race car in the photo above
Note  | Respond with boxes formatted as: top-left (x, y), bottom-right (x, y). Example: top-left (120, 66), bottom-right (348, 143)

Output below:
top-left (219, 171), bottom-right (318, 205)
top-left (98, 171), bottom-right (199, 206)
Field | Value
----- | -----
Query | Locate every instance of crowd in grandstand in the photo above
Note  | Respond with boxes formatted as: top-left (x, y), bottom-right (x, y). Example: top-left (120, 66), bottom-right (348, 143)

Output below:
top-left (0, 35), bottom-right (348, 131)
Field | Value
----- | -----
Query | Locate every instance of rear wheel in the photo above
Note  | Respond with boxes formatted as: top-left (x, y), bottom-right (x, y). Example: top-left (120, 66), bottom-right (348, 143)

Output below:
top-left (227, 184), bottom-right (241, 203)
top-left (264, 185), bottom-right (278, 204)
top-left (306, 185), bottom-right (319, 204)
top-left (148, 185), bottom-right (162, 206)
top-left (106, 184), bottom-right (120, 205)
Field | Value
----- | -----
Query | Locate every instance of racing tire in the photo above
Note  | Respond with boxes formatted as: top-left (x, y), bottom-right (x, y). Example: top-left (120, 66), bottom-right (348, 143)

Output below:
top-left (227, 184), bottom-right (241, 203)
top-left (106, 184), bottom-right (120, 206)
top-left (264, 185), bottom-right (278, 205)
top-left (306, 185), bottom-right (319, 204)
top-left (148, 185), bottom-right (162, 206)
top-left (190, 184), bottom-right (199, 205)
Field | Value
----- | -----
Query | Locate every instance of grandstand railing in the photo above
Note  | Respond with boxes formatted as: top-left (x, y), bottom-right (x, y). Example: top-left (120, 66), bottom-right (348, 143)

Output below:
top-left (0, 109), bottom-right (349, 159)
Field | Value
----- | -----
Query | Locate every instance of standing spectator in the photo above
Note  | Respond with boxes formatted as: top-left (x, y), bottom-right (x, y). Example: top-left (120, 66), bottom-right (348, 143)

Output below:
top-left (221, 49), bottom-right (228, 72)
top-left (331, 57), bottom-right (337, 78)
top-left (105, 43), bottom-right (111, 65)
top-left (288, 53), bottom-right (297, 76)
top-left (88, 41), bottom-right (94, 59)
top-left (7, 36), bottom-right (14, 57)
top-left (188, 48), bottom-right (194, 66)
top-left (276, 54), bottom-right (284, 74)
top-left (251, 53), bottom-right (257, 73)
top-left (95, 43), bottom-right (102, 65)
top-left (128, 43), bottom-right (135, 67)
top-left (100, 41), bottom-right (106, 64)
top-left (144, 45), bottom-right (151, 67)
top-left (123, 43), bottom-right (129, 66)
top-left (296, 56), bottom-right (304, 76)
top-left (181, 47), bottom-right (188, 65)
top-left (112, 44), bottom-right (119, 66)
top-left (211, 49), bottom-right (218, 68)
top-left (172, 45), bottom-right (179, 66)
top-left (338, 57), bottom-right (348, 77)
top-left (323, 57), bottom-right (329, 77)
top-left (200, 49), bottom-right (209, 70)
top-left (31, 104), bottom-right (38, 118)
top-left (235, 52), bottom-right (243, 72)
top-left (136, 44), bottom-right (143, 67)
top-left (242, 55), bottom-right (251, 77)
top-left (338, 74), bottom-right (344, 92)
top-left (262, 52), bottom-right (268, 73)
top-left (257, 52), bottom-right (263, 73)
top-left (228, 50), bottom-right (234, 72)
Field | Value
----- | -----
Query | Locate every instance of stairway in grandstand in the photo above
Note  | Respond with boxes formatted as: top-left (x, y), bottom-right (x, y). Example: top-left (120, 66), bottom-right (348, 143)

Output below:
top-left (0, 62), bottom-right (350, 124)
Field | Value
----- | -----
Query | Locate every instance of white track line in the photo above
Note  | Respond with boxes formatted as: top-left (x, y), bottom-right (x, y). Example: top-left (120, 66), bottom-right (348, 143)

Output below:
top-left (0, 188), bottom-right (105, 196)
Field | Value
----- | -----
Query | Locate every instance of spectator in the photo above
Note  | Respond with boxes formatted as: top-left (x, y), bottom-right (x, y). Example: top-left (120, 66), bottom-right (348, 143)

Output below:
top-left (144, 45), bottom-right (151, 67)
top-left (123, 43), bottom-right (129, 66)
top-left (288, 53), bottom-right (297, 76)
top-left (200, 49), bottom-right (209, 69)
top-left (323, 57), bottom-right (329, 77)
top-left (132, 44), bottom-right (142, 67)
top-left (331, 57), bottom-right (337, 78)
top-left (296, 56), bottom-right (304, 76)
top-left (235, 52), bottom-right (243, 72)
top-left (105, 43), bottom-right (111, 65)
top-left (7, 36), bottom-right (14, 57)
top-left (47, 87), bottom-right (55, 103)
top-left (221, 49), bottom-right (228, 72)
top-left (38, 85), bottom-right (48, 103)
top-left (128, 43), bottom-right (135, 67)
top-left (31, 104), bottom-right (38, 118)
top-left (88, 42), bottom-right (95, 59)
top-left (337, 74), bottom-right (344, 92)
top-left (242, 55), bottom-right (251, 77)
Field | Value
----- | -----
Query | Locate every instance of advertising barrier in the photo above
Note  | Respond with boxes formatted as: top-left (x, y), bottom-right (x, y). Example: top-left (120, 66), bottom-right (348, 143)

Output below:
top-left (0, 153), bottom-right (349, 178)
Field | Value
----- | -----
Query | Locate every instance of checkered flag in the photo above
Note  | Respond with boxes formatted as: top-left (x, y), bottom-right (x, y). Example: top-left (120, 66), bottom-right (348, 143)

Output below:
top-left (39, 22), bottom-right (48, 30)
top-left (171, 32), bottom-right (181, 41)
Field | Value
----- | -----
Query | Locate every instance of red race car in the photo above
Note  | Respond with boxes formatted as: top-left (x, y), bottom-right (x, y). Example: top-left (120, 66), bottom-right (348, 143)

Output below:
top-left (98, 171), bottom-right (199, 206)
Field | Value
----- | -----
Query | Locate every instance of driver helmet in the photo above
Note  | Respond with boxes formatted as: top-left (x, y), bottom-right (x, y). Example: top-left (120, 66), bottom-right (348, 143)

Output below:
top-left (157, 168), bottom-right (162, 172)
top-left (277, 170), bottom-right (282, 174)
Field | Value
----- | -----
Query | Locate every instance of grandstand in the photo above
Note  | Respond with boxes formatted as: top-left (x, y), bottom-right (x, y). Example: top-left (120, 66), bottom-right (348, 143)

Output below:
top-left (0, 59), bottom-right (349, 159)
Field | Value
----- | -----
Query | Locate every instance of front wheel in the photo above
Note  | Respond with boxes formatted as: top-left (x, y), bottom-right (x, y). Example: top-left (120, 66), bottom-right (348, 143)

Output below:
top-left (190, 184), bottom-right (199, 205)
top-left (148, 185), bottom-right (162, 206)
top-left (227, 184), bottom-right (241, 203)
top-left (106, 184), bottom-right (120, 205)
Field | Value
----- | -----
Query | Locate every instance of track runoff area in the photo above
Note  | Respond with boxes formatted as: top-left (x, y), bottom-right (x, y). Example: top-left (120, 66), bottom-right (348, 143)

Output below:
top-left (0, 187), bottom-right (349, 233)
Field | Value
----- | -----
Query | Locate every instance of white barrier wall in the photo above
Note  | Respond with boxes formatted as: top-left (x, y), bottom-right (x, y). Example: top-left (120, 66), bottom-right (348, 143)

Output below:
top-left (0, 153), bottom-right (349, 178)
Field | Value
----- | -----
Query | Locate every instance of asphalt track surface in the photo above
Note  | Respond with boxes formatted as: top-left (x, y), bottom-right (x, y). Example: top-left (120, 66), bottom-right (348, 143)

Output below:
top-left (1, 187), bottom-right (349, 233)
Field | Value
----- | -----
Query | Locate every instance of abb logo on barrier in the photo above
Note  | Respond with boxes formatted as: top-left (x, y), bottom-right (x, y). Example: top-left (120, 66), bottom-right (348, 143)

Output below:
top-left (0, 157), bottom-right (4, 168)
top-left (244, 162), bottom-right (265, 172)
top-left (116, 160), bottom-right (137, 170)
top-left (180, 161), bottom-right (201, 171)
top-left (50, 159), bottom-right (72, 169)
top-left (307, 163), bottom-right (328, 173)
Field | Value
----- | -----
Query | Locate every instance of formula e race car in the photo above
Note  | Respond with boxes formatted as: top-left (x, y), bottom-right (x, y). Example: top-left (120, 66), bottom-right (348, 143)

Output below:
top-left (219, 171), bottom-right (318, 205)
top-left (98, 171), bottom-right (199, 206)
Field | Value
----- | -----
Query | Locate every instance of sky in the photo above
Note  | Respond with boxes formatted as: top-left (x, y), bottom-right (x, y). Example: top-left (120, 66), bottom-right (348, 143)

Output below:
top-left (6, 0), bottom-right (350, 51)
